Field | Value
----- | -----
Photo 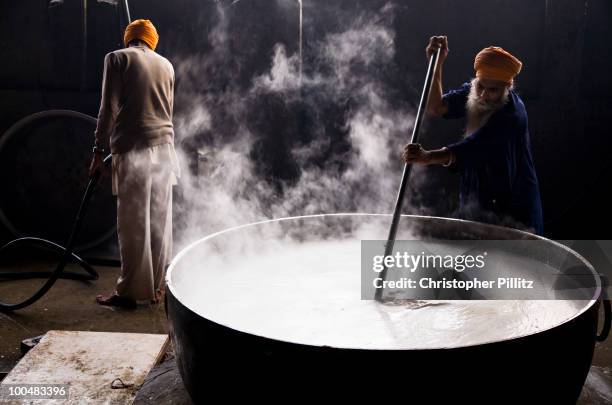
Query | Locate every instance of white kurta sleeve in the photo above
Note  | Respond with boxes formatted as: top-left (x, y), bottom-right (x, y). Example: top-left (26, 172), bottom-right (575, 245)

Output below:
top-left (94, 52), bottom-right (121, 151)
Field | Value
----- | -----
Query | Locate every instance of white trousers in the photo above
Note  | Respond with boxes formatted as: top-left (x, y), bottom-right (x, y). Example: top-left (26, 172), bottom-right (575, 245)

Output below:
top-left (112, 143), bottom-right (179, 301)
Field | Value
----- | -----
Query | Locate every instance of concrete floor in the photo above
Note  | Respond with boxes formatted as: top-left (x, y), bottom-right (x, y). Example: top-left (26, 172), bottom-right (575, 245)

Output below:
top-left (1, 262), bottom-right (612, 403)
top-left (0, 264), bottom-right (167, 376)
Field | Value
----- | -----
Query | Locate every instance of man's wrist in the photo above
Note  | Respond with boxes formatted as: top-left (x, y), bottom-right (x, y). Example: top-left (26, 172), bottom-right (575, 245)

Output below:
top-left (442, 147), bottom-right (455, 167)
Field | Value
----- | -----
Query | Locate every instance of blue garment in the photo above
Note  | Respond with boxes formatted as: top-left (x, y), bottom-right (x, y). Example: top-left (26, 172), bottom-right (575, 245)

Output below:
top-left (443, 82), bottom-right (544, 235)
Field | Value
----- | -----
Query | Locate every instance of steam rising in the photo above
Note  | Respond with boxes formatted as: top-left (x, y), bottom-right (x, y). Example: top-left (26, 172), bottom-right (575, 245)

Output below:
top-left (171, 3), bottom-right (422, 248)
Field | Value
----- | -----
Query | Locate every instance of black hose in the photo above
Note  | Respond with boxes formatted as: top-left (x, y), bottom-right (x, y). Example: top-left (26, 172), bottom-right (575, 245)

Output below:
top-left (0, 237), bottom-right (97, 280)
top-left (0, 109), bottom-right (116, 250)
top-left (0, 155), bottom-right (112, 312)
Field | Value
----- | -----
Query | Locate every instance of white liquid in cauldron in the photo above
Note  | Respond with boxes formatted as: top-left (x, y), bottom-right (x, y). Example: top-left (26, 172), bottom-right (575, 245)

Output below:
top-left (174, 239), bottom-right (587, 350)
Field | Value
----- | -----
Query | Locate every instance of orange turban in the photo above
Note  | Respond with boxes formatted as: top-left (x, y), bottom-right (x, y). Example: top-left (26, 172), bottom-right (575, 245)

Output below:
top-left (124, 19), bottom-right (159, 51)
top-left (474, 46), bottom-right (522, 85)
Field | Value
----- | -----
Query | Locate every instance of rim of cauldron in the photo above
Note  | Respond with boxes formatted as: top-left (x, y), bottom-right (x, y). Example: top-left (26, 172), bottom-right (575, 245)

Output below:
top-left (167, 213), bottom-right (601, 350)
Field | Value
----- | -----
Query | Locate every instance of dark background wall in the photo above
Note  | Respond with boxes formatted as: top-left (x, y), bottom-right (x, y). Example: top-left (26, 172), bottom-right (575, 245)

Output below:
top-left (0, 0), bottom-right (610, 246)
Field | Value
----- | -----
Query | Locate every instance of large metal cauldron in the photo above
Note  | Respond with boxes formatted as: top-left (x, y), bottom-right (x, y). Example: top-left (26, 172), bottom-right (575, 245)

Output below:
top-left (166, 214), bottom-right (606, 403)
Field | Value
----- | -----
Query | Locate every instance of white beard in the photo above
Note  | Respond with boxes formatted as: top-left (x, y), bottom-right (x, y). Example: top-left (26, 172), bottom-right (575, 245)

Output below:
top-left (464, 78), bottom-right (509, 137)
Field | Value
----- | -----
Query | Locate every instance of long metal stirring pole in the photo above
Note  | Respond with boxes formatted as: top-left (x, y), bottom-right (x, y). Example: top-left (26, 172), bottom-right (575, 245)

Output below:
top-left (374, 47), bottom-right (441, 302)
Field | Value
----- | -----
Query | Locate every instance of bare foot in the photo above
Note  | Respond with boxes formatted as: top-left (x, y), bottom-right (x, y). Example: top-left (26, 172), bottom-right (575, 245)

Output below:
top-left (150, 288), bottom-right (165, 305)
top-left (96, 293), bottom-right (137, 310)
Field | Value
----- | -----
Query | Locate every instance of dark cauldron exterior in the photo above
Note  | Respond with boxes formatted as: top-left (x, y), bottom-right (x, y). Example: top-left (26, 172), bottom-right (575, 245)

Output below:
top-left (166, 214), bottom-right (603, 404)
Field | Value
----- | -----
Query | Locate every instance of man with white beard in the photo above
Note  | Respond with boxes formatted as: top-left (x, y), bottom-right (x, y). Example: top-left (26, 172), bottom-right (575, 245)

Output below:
top-left (403, 36), bottom-right (544, 235)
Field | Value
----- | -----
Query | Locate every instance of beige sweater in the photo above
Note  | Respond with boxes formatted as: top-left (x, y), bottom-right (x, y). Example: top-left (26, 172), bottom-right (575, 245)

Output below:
top-left (94, 45), bottom-right (175, 154)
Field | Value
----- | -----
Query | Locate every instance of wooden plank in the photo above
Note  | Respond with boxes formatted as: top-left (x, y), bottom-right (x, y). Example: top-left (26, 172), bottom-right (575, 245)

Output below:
top-left (0, 330), bottom-right (168, 404)
top-left (152, 336), bottom-right (171, 367)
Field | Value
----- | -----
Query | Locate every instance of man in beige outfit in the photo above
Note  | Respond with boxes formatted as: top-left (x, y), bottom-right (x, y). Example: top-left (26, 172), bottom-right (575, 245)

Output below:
top-left (90, 19), bottom-right (178, 309)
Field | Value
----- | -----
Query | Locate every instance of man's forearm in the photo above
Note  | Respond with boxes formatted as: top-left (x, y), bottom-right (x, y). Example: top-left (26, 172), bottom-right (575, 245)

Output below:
top-left (426, 147), bottom-right (454, 166)
top-left (427, 62), bottom-right (445, 116)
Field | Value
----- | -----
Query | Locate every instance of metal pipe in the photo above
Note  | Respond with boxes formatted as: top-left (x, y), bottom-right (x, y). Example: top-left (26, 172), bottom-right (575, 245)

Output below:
top-left (375, 47), bottom-right (441, 302)
top-left (116, 0), bottom-right (131, 47)
top-left (298, 0), bottom-right (303, 84)
top-left (80, 0), bottom-right (88, 91)
top-left (121, 0), bottom-right (131, 24)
